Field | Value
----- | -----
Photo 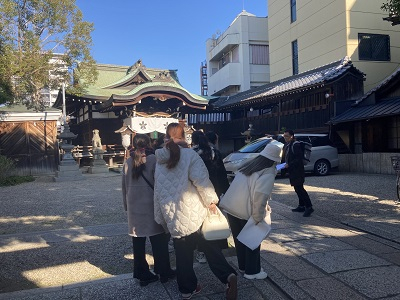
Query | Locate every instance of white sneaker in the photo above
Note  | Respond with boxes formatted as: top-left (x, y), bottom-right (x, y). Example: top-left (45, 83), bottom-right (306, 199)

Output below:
top-left (243, 270), bottom-right (268, 280)
top-left (195, 251), bottom-right (207, 264)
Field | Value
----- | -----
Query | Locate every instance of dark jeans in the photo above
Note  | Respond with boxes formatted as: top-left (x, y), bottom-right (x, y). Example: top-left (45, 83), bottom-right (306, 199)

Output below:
top-left (293, 184), bottom-right (312, 208)
top-left (227, 214), bottom-right (261, 275)
top-left (173, 230), bottom-right (236, 294)
top-left (132, 232), bottom-right (171, 280)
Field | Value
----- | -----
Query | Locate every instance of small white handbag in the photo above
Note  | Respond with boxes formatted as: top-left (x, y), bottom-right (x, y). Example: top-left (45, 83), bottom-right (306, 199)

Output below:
top-left (201, 207), bottom-right (231, 241)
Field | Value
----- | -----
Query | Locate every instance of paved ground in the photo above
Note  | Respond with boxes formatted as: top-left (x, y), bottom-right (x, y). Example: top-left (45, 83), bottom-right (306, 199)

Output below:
top-left (0, 171), bottom-right (399, 299)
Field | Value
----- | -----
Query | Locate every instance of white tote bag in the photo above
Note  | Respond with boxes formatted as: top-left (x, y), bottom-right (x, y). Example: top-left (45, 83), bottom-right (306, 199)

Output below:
top-left (201, 206), bottom-right (231, 241)
top-left (219, 173), bottom-right (252, 220)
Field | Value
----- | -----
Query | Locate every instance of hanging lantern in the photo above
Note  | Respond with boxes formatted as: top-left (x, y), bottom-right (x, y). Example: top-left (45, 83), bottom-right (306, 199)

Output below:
top-left (115, 125), bottom-right (135, 150)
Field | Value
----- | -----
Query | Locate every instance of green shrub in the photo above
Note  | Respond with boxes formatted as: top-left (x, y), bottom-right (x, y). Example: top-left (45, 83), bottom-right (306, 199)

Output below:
top-left (0, 155), bottom-right (15, 179)
top-left (0, 175), bottom-right (35, 186)
top-left (0, 156), bottom-right (35, 186)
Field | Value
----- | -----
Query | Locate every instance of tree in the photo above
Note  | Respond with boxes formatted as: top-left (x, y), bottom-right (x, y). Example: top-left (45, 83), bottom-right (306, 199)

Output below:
top-left (382, 0), bottom-right (400, 25)
top-left (0, 0), bottom-right (98, 110)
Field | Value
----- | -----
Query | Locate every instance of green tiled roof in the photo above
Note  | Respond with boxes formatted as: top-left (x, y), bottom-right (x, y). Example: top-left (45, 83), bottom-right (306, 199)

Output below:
top-left (91, 64), bottom-right (129, 88)
top-left (119, 81), bottom-right (208, 104)
top-left (77, 61), bottom-right (208, 105)
top-left (0, 103), bottom-right (61, 112)
top-left (100, 68), bottom-right (151, 89)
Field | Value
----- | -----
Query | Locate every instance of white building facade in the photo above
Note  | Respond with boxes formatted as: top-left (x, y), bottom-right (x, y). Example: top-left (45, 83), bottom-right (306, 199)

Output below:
top-left (41, 53), bottom-right (68, 107)
top-left (206, 11), bottom-right (270, 96)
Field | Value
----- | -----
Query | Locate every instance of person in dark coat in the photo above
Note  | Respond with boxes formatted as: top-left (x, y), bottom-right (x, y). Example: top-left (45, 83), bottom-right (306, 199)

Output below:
top-left (192, 131), bottom-right (230, 199)
top-left (282, 129), bottom-right (314, 217)
top-left (191, 130), bottom-right (231, 260)
top-left (205, 131), bottom-right (219, 149)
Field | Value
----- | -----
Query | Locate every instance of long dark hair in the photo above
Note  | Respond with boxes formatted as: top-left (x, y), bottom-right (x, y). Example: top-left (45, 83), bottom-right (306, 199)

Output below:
top-left (165, 123), bottom-right (185, 169)
top-left (238, 156), bottom-right (275, 176)
top-left (238, 139), bottom-right (275, 176)
top-left (205, 131), bottom-right (218, 145)
top-left (131, 134), bottom-right (151, 179)
top-left (192, 130), bottom-right (213, 161)
top-left (153, 133), bottom-right (165, 150)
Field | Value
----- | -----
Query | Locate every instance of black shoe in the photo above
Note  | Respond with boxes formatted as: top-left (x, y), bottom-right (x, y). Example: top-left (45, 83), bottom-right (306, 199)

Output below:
top-left (139, 273), bottom-right (159, 286)
top-left (303, 207), bottom-right (314, 217)
top-left (291, 206), bottom-right (305, 212)
top-left (159, 269), bottom-right (176, 283)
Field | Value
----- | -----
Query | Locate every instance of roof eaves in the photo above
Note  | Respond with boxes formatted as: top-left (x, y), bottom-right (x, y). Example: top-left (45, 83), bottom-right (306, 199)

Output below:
top-left (216, 57), bottom-right (355, 109)
top-left (119, 81), bottom-right (208, 104)
top-left (331, 97), bottom-right (400, 124)
top-left (353, 67), bottom-right (400, 106)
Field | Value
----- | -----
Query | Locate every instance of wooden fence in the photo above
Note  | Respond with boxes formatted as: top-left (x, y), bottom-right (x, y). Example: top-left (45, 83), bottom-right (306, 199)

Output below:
top-left (338, 153), bottom-right (398, 175)
top-left (71, 144), bottom-right (126, 167)
top-left (0, 120), bottom-right (59, 176)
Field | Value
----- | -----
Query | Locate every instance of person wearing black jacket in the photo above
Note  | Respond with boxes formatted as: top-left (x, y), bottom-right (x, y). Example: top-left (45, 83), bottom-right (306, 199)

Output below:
top-left (282, 129), bottom-right (314, 217)
top-left (192, 130), bottom-right (230, 261)
top-left (192, 131), bottom-right (230, 198)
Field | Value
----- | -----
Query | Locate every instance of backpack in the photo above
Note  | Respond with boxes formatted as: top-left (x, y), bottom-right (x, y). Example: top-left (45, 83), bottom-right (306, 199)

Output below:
top-left (291, 141), bottom-right (312, 165)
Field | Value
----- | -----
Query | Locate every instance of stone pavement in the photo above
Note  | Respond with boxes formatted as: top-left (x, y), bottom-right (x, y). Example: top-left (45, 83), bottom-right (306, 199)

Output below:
top-left (0, 172), bottom-right (400, 299)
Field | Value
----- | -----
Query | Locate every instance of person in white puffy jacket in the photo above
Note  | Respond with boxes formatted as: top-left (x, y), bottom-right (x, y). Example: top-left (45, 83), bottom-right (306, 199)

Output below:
top-left (219, 141), bottom-right (283, 281)
top-left (154, 123), bottom-right (238, 300)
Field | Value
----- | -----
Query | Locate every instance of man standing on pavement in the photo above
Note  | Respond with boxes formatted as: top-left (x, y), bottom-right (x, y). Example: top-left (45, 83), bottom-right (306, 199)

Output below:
top-left (282, 129), bottom-right (314, 217)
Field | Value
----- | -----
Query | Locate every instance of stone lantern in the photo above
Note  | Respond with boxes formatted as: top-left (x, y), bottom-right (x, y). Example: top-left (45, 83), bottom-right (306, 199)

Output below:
top-left (53, 122), bottom-right (85, 181)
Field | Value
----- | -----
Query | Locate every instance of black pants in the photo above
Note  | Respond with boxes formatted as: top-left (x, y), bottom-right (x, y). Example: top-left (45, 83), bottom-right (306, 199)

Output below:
top-left (227, 214), bottom-right (261, 275)
top-left (197, 238), bottom-right (228, 252)
top-left (132, 232), bottom-right (171, 280)
top-left (173, 230), bottom-right (236, 294)
top-left (293, 184), bottom-right (312, 208)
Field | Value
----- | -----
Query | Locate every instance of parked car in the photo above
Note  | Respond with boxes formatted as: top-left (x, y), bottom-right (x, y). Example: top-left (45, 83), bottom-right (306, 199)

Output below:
top-left (223, 133), bottom-right (339, 178)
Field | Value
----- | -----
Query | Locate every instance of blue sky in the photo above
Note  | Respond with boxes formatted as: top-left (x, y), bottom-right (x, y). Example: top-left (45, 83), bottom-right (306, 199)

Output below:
top-left (76, 0), bottom-right (268, 95)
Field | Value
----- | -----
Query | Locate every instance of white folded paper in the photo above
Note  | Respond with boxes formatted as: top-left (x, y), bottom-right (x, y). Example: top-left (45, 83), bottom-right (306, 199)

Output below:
top-left (237, 216), bottom-right (272, 251)
top-left (276, 163), bottom-right (286, 171)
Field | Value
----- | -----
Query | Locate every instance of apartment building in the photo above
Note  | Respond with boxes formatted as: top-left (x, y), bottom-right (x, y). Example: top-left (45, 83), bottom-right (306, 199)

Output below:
top-left (268, 0), bottom-right (400, 93)
top-left (41, 53), bottom-right (68, 107)
top-left (205, 10), bottom-right (269, 96)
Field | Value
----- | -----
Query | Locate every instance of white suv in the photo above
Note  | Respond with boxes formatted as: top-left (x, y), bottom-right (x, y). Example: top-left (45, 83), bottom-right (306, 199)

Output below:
top-left (223, 134), bottom-right (338, 177)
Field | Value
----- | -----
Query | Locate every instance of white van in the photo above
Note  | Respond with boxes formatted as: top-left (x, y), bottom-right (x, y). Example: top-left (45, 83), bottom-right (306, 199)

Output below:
top-left (223, 133), bottom-right (339, 178)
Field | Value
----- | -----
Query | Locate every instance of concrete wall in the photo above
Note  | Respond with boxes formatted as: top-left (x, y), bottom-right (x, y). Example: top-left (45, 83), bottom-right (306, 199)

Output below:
top-left (268, 0), bottom-right (400, 93)
top-left (338, 153), bottom-right (398, 175)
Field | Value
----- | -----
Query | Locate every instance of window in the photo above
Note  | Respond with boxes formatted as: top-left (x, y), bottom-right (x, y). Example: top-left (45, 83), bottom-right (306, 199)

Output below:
top-left (358, 33), bottom-right (390, 61)
top-left (249, 45), bottom-right (269, 65)
top-left (388, 116), bottom-right (400, 150)
top-left (309, 135), bottom-right (331, 147)
top-left (292, 40), bottom-right (298, 75)
top-left (213, 47), bottom-right (239, 75)
top-left (218, 53), bottom-right (231, 69)
top-left (290, 0), bottom-right (297, 23)
top-left (232, 46), bottom-right (239, 63)
top-left (296, 136), bottom-right (311, 143)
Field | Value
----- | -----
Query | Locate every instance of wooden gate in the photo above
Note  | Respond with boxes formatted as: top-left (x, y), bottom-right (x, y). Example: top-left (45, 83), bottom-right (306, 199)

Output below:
top-left (0, 120), bottom-right (59, 176)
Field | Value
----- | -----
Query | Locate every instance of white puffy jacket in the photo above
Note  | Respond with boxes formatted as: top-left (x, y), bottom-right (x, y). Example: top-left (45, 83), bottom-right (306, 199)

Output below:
top-left (154, 146), bottom-right (219, 238)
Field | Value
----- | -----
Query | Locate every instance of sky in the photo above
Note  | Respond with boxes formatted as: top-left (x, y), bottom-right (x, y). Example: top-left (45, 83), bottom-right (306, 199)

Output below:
top-left (75, 0), bottom-right (268, 95)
